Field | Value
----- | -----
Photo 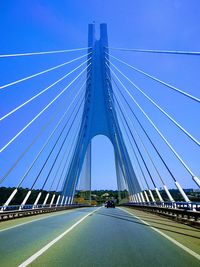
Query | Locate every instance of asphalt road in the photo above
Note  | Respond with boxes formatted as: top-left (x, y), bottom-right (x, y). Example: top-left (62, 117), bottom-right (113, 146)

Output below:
top-left (0, 207), bottom-right (199, 267)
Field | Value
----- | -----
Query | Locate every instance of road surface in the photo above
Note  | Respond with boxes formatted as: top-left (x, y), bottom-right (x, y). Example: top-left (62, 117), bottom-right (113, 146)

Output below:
top-left (0, 207), bottom-right (199, 267)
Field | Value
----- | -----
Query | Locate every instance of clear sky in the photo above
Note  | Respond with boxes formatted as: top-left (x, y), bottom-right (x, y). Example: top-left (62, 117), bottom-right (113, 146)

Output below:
top-left (0, 0), bottom-right (199, 192)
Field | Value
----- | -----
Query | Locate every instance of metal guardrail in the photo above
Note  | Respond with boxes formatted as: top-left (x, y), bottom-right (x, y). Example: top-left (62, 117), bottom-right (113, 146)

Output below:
top-left (0, 203), bottom-right (75, 211)
top-left (123, 203), bottom-right (200, 224)
top-left (0, 204), bottom-right (90, 221)
top-left (145, 201), bottom-right (200, 211)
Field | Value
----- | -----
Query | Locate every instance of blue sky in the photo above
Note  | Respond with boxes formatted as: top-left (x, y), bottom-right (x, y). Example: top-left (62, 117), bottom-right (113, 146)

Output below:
top-left (0, 0), bottom-right (199, 191)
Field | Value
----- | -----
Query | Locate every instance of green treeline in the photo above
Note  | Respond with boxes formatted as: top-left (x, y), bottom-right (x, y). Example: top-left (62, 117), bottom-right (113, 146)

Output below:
top-left (0, 187), bottom-right (199, 206)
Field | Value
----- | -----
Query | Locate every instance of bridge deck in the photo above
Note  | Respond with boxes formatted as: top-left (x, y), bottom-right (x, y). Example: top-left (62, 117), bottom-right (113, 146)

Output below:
top-left (0, 207), bottom-right (199, 267)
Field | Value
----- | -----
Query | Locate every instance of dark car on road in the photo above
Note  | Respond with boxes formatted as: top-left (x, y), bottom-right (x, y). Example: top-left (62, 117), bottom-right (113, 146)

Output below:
top-left (105, 200), bottom-right (115, 208)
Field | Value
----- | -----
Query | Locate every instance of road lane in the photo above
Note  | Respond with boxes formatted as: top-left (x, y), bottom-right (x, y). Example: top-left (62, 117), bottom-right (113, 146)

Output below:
top-left (22, 207), bottom-right (200, 267)
top-left (0, 207), bottom-right (97, 267)
top-left (0, 209), bottom-right (78, 232)
top-left (121, 207), bottom-right (200, 257)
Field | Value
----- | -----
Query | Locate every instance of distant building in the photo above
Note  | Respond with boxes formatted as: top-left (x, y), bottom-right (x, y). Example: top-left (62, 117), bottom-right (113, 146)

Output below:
top-left (101, 193), bottom-right (109, 197)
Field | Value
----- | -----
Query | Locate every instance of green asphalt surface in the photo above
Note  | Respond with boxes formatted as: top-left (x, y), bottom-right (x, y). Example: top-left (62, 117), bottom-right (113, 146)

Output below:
top-left (0, 207), bottom-right (199, 267)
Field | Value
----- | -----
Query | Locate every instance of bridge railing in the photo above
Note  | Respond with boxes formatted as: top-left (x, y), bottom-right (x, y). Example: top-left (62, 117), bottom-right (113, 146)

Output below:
top-left (128, 201), bottom-right (200, 211)
top-left (0, 204), bottom-right (91, 221)
top-left (0, 203), bottom-right (87, 211)
top-left (123, 203), bottom-right (200, 226)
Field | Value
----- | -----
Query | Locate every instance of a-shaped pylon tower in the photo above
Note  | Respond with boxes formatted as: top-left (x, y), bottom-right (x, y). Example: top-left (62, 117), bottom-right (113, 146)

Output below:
top-left (62, 23), bottom-right (141, 203)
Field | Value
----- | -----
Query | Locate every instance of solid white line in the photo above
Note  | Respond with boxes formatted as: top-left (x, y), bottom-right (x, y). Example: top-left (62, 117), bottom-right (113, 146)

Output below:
top-left (119, 207), bottom-right (200, 261)
top-left (0, 208), bottom-right (84, 233)
top-left (18, 207), bottom-right (101, 267)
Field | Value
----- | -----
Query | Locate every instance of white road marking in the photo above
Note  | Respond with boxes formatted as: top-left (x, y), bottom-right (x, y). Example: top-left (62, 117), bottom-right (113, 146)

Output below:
top-left (119, 207), bottom-right (200, 261)
top-left (18, 207), bottom-right (101, 267)
top-left (0, 208), bottom-right (87, 233)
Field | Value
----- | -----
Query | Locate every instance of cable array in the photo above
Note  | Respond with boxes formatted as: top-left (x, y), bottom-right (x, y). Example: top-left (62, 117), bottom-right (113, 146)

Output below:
top-left (106, 53), bottom-right (200, 103)
top-left (0, 62), bottom-right (91, 153)
top-left (1, 46), bottom-right (91, 209)
top-left (105, 47), bottom-right (199, 203)
top-left (1, 38), bottom-right (199, 209)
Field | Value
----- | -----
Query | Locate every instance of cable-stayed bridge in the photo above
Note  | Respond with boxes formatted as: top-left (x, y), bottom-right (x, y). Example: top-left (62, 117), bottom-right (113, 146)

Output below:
top-left (0, 23), bottom-right (200, 267)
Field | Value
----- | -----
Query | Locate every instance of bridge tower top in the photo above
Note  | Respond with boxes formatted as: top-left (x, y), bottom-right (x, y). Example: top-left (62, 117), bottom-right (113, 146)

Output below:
top-left (84, 23), bottom-right (113, 139)
top-left (88, 23), bottom-right (108, 47)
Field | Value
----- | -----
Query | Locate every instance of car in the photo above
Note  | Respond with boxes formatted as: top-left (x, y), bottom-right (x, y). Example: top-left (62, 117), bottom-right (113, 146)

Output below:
top-left (105, 200), bottom-right (115, 208)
